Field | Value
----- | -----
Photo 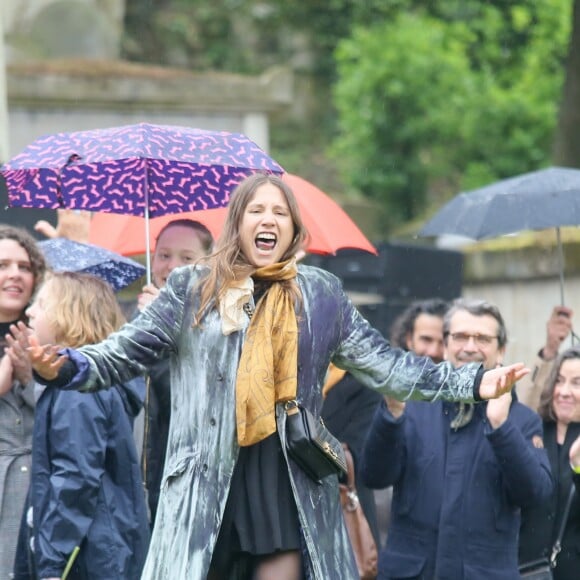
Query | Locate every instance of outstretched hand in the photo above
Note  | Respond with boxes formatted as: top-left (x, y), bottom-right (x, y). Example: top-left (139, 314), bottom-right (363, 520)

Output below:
top-left (27, 335), bottom-right (68, 381)
top-left (479, 363), bottom-right (530, 400)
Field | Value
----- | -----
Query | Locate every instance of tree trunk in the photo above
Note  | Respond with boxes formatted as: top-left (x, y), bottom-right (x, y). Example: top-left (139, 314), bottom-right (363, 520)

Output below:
top-left (553, 0), bottom-right (580, 167)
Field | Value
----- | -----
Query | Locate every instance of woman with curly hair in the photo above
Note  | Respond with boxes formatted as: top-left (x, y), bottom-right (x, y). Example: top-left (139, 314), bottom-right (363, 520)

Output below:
top-left (0, 225), bottom-right (45, 578)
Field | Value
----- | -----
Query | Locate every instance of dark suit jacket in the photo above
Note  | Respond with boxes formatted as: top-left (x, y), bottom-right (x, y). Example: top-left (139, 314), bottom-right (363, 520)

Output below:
top-left (361, 397), bottom-right (553, 579)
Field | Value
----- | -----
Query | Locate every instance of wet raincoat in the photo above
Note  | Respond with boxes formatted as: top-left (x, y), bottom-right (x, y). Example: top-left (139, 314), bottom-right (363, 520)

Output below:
top-left (59, 265), bottom-right (481, 579)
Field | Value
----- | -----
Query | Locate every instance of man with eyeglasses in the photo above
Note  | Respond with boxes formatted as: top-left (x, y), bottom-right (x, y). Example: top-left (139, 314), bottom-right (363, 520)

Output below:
top-left (360, 298), bottom-right (553, 580)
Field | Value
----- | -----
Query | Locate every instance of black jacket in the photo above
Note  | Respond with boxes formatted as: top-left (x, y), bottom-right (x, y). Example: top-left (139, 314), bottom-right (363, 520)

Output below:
top-left (519, 421), bottom-right (580, 580)
top-left (142, 359), bottom-right (171, 526)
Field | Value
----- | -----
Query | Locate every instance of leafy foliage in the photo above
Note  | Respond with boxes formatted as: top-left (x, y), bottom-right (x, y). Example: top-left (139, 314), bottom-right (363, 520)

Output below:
top-left (122, 0), bottom-right (574, 230)
top-left (122, 0), bottom-right (283, 72)
top-left (332, 0), bottom-right (572, 225)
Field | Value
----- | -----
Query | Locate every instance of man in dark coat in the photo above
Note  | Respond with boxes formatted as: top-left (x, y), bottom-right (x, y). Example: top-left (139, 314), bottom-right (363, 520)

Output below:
top-left (322, 298), bottom-right (449, 548)
top-left (361, 298), bottom-right (553, 579)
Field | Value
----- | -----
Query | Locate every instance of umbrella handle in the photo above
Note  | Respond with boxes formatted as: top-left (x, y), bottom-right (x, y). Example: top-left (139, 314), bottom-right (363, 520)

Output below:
top-left (556, 227), bottom-right (565, 306)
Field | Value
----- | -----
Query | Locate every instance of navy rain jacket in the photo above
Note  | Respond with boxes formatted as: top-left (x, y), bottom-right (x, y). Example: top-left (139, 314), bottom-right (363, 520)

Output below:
top-left (361, 397), bottom-right (553, 579)
top-left (30, 377), bottom-right (150, 580)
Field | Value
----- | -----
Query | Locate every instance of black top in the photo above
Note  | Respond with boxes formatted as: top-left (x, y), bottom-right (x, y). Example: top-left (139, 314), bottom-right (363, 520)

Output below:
top-left (519, 421), bottom-right (580, 580)
top-left (0, 319), bottom-right (19, 356)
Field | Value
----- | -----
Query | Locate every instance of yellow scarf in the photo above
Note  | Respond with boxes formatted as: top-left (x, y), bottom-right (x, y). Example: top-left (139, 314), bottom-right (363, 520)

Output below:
top-left (322, 363), bottom-right (347, 399)
top-left (235, 258), bottom-right (299, 447)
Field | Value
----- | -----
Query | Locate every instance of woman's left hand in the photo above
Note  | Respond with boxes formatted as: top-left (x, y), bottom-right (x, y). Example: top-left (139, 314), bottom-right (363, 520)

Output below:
top-left (479, 363), bottom-right (530, 400)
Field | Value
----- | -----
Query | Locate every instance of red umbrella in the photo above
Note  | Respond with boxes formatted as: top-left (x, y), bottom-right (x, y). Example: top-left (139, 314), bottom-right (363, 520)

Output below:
top-left (88, 173), bottom-right (377, 256)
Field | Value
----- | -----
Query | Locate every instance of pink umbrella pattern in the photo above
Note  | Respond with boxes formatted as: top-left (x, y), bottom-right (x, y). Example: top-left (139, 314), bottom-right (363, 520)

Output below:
top-left (1, 122), bottom-right (284, 283)
top-left (2, 122), bottom-right (284, 217)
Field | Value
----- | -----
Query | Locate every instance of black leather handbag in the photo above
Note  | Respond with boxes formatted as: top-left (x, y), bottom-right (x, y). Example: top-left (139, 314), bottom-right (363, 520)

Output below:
top-left (284, 400), bottom-right (347, 484)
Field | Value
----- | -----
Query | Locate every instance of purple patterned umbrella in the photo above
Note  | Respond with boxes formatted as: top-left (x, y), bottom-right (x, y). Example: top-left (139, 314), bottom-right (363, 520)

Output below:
top-left (2, 123), bottom-right (283, 283)
top-left (1, 123), bottom-right (284, 217)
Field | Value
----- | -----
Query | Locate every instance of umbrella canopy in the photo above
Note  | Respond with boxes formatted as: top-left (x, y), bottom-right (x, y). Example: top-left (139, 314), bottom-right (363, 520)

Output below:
top-left (2, 123), bottom-right (283, 218)
top-left (39, 238), bottom-right (146, 291)
top-left (418, 166), bottom-right (580, 305)
top-left (88, 173), bottom-right (377, 256)
top-left (2, 122), bottom-right (284, 284)
top-left (419, 166), bottom-right (580, 240)
top-left (0, 123), bottom-right (283, 281)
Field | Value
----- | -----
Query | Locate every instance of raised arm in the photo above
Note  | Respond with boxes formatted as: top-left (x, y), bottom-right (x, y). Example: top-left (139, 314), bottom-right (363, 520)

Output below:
top-left (332, 286), bottom-right (528, 402)
top-left (28, 266), bottom-right (193, 391)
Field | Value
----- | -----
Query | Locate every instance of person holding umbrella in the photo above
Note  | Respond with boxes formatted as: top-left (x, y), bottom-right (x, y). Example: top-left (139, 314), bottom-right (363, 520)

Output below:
top-left (26, 173), bottom-right (529, 580)
top-left (516, 305), bottom-right (574, 412)
top-left (137, 218), bottom-right (214, 526)
top-left (137, 218), bottom-right (214, 311)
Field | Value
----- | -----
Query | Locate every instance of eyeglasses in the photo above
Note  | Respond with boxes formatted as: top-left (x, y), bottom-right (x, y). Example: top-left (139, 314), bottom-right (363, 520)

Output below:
top-left (448, 332), bottom-right (498, 346)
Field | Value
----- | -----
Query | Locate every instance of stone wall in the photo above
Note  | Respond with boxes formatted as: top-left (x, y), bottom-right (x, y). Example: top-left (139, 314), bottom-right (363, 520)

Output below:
top-left (6, 59), bottom-right (292, 156)
top-left (2, 0), bottom-right (290, 158)
top-left (2, 0), bottom-right (125, 62)
top-left (462, 242), bottom-right (580, 365)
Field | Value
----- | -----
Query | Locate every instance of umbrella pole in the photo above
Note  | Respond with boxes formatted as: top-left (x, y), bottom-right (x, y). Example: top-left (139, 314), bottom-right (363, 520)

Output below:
top-left (144, 167), bottom-right (152, 286)
top-left (144, 205), bottom-right (152, 285)
top-left (556, 227), bottom-right (565, 306)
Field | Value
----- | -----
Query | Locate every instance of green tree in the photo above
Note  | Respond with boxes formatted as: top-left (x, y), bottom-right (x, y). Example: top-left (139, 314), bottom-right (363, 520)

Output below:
top-left (553, 0), bottom-right (580, 167)
top-left (332, 0), bottom-right (571, 226)
top-left (332, 14), bottom-right (474, 224)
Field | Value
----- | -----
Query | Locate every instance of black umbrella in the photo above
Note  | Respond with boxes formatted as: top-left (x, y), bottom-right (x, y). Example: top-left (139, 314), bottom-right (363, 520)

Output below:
top-left (418, 166), bottom-right (580, 305)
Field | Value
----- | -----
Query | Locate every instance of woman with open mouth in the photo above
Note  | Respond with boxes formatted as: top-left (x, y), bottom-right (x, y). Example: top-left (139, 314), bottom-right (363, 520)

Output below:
top-left (27, 172), bottom-right (528, 580)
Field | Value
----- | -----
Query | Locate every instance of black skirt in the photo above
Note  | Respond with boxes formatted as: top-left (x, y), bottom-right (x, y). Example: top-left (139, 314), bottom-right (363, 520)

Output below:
top-left (213, 433), bottom-right (301, 564)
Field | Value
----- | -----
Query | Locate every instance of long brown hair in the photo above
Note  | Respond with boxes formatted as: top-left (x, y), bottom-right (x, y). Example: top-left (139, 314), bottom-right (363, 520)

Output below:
top-left (538, 346), bottom-right (580, 423)
top-left (194, 173), bottom-right (308, 324)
